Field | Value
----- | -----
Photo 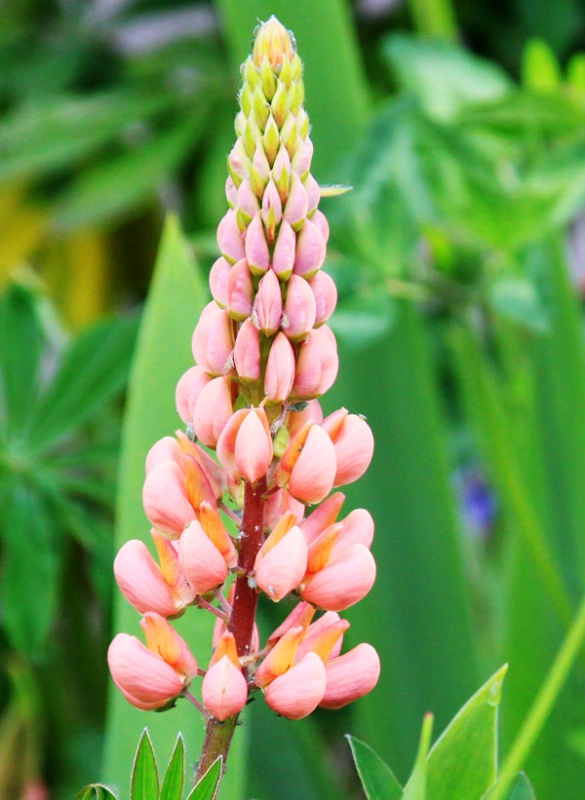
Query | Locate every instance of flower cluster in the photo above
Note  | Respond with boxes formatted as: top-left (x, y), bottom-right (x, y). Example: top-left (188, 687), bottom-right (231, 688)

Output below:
top-left (108, 17), bottom-right (380, 728)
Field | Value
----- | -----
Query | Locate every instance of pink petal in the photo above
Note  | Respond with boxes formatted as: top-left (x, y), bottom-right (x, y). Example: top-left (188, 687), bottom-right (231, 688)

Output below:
top-left (320, 643), bottom-right (381, 709)
top-left (202, 656), bottom-right (248, 721)
top-left (264, 652), bottom-right (326, 719)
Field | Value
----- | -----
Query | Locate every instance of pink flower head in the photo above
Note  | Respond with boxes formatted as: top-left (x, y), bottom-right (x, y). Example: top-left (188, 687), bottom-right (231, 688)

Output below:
top-left (254, 511), bottom-right (308, 600)
top-left (321, 408), bottom-right (375, 487)
top-left (108, 613), bottom-right (197, 710)
top-left (292, 327), bottom-right (339, 399)
top-left (202, 632), bottom-right (248, 721)
top-left (217, 407), bottom-right (273, 484)
top-left (114, 534), bottom-right (195, 617)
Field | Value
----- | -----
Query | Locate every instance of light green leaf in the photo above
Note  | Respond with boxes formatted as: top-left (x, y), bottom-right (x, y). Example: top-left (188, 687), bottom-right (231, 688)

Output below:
top-left (346, 735), bottom-right (402, 800)
top-left (160, 735), bottom-right (185, 800)
top-left (482, 772), bottom-right (536, 800)
top-left (425, 665), bottom-right (508, 800)
top-left (52, 116), bottom-right (205, 232)
top-left (384, 34), bottom-right (511, 121)
top-left (402, 714), bottom-right (434, 800)
top-left (522, 39), bottom-right (561, 91)
top-left (74, 785), bottom-right (119, 800)
top-left (185, 758), bottom-right (222, 800)
top-left (488, 277), bottom-right (549, 333)
top-left (131, 730), bottom-right (159, 800)
top-left (28, 315), bottom-right (138, 451)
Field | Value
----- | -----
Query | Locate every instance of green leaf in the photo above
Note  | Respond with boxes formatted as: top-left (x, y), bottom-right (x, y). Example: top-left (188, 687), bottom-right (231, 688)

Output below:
top-left (488, 277), bottom-right (549, 333)
top-left (131, 730), bottom-right (159, 800)
top-left (330, 291), bottom-right (396, 348)
top-left (0, 279), bottom-right (45, 433)
top-left (0, 89), bottom-right (177, 184)
top-left (346, 735), bottom-right (402, 800)
top-left (160, 735), bottom-right (185, 800)
top-left (28, 314), bottom-right (138, 451)
top-left (0, 481), bottom-right (60, 654)
top-left (425, 665), bottom-right (508, 800)
top-left (52, 116), bottom-right (205, 232)
top-left (383, 34), bottom-right (511, 122)
top-left (402, 714), bottom-right (434, 800)
top-left (185, 758), bottom-right (222, 800)
top-left (522, 39), bottom-right (561, 91)
top-left (482, 773), bottom-right (536, 800)
top-left (74, 785), bottom-right (119, 800)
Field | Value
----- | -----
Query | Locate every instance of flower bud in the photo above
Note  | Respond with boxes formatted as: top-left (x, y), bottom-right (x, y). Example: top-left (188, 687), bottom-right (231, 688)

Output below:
top-left (175, 367), bottom-right (212, 427)
top-left (245, 212), bottom-right (271, 275)
top-left (143, 460), bottom-right (195, 537)
top-left (291, 137), bottom-right (313, 178)
top-left (272, 146), bottom-right (291, 202)
top-left (226, 258), bottom-right (254, 321)
top-left (292, 327), bottom-right (338, 399)
top-left (293, 217), bottom-right (326, 278)
top-left (263, 652), bottom-right (326, 719)
top-left (145, 435), bottom-right (182, 474)
top-left (311, 209), bottom-right (330, 244)
top-left (276, 423), bottom-right (337, 505)
top-left (209, 257), bottom-right (231, 307)
top-left (283, 172), bottom-right (308, 230)
top-left (236, 179), bottom-right (260, 223)
top-left (264, 488), bottom-right (305, 529)
top-left (255, 513), bottom-right (308, 600)
top-left (202, 632), bottom-right (248, 721)
top-left (191, 308), bottom-right (234, 376)
top-left (265, 332), bottom-right (296, 402)
top-left (283, 274), bottom-right (316, 340)
top-left (272, 219), bottom-right (296, 280)
top-left (252, 16), bottom-right (295, 72)
top-left (320, 643), bottom-right (381, 709)
top-left (217, 407), bottom-right (273, 484)
top-left (308, 270), bottom-right (337, 326)
top-left (192, 376), bottom-right (234, 447)
top-left (217, 209), bottom-right (245, 263)
top-left (254, 269), bottom-right (283, 335)
top-left (233, 318), bottom-right (262, 383)
top-left (227, 138), bottom-right (248, 185)
top-left (179, 520), bottom-right (229, 595)
top-left (321, 409), bottom-right (375, 486)
top-left (262, 178), bottom-right (283, 241)
top-left (304, 174), bottom-right (321, 215)
top-left (300, 491), bottom-right (345, 545)
top-left (301, 543), bottom-right (376, 611)
top-left (225, 176), bottom-right (238, 207)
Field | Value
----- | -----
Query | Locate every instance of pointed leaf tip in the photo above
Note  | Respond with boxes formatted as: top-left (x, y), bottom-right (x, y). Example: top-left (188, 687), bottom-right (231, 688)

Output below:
top-left (346, 735), bottom-right (402, 800)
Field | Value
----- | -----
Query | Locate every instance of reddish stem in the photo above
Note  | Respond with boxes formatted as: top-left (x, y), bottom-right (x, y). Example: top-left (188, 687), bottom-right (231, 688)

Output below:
top-left (193, 477), bottom-right (267, 786)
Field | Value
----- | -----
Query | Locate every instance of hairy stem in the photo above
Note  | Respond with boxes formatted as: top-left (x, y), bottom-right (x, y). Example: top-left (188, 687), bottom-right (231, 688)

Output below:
top-left (193, 477), bottom-right (267, 786)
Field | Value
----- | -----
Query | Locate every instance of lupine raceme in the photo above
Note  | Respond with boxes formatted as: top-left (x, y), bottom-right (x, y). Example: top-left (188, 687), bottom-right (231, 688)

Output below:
top-left (108, 16), bottom-right (380, 784)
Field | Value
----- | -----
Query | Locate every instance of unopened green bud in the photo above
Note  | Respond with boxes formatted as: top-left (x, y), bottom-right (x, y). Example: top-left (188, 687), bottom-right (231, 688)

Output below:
top-left (244, 116), bottom-right (262, 158)
top-left (252, 16), bottom-right (295, 73)
top-left (290, 53), bottom-right (303, 82)
top-left (253, 84), bottom-right (270, 130)
top-left (234, 111), bottom-right (246, 137)
top-left (280, 114), bottom-right (298, 157)
top-left (287, 82), bottom-right (302, 116)
top-left (297, 109), bottom-right (309, 139)
top-left (249, 164), bottom-right (268, 199)
top-left (263, 115), bottom-right (280, 166)
top-left (271, 82), bottom-right (288, 128)
top-left (240, 83), bottom-right (253, 117)
top-left (279, 57), bottom-right (292, 88)
top-left (273, 424), bottom-right (290, 459)
top-left (243, 56), bottom-right (261, 89)
top-left (260, 57), bottom-right (277, 101)
top-left (237, 207), bottom-right (252, 230)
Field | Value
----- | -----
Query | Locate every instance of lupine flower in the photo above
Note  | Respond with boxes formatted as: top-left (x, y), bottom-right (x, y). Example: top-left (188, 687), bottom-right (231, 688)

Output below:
top-left (109, 16), bottom-right (379, 776)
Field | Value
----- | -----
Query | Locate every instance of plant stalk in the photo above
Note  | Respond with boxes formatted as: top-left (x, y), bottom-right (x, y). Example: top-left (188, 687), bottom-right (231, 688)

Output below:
top-left (193, 477), bottom-right (267, 786)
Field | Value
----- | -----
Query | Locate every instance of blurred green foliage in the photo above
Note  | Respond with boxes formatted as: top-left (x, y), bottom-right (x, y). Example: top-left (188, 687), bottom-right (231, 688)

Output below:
top-left (4, 0), bottom-right (585, 798)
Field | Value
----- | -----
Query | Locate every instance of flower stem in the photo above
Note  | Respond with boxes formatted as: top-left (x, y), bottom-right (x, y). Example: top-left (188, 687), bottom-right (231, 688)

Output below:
top-left (193, 477), bottom-right (267, 785)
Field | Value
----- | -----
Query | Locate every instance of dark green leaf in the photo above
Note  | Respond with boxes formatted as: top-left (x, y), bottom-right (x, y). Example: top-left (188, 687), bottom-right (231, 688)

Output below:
top-left (0, 481), bottom-right (60, 654)
top-left (347, 735), bottom-right (402, 800)
top-left (160, 735), bottom-right (185, 800)
top-left (425, 666), bottom-right (508, 800)
top-left (29, 314), bottom-right (138, 451)
top-left (74, 785), bottom-right (119, 800)
top-left (185, 758), bottom-right (222, 800)
top-left (0, 279), bottom-right (45, 433)
top-left (52, 116), bottom-right (206, 231)
top-left (482, 772), bottom-right (536, 800)
top-left (131, 730), bottom-right (159, 800)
